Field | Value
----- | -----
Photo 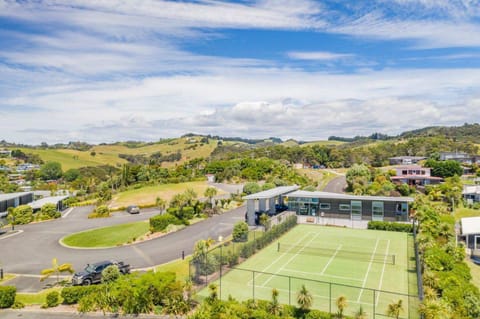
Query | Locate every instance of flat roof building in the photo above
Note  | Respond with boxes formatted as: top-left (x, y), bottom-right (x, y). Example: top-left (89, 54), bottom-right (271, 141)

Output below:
top-left (29, 195), bottom-right (70, 212)
top-left (0, 191), bottom-right (34, 217)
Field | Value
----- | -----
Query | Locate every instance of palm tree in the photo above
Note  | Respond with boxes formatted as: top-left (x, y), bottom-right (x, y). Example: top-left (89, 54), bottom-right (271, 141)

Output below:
top-left (204, 187), bottom-right (217, 207)
top-left (336, 295), bottom-right (348, 318)
top-left (155, 196), bottom-right (167, 214)
top-left (355, 305), bottom-right (368, 319)
top-left (386, 299), bottom-right (404, 319)
top-left (423, 286), bottom-right (438, 301)
top-left (419, 298), bottom-right (450, 319)
top-left (40, 258), bottom-right (75, 284)
top-left (268, 288), bottom-right (282, 315)
top-left (297, 285), bottom-right (313, 311)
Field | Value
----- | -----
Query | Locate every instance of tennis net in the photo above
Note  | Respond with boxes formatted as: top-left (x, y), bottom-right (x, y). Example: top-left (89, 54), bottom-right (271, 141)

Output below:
top-left (277, 242), bottom-right (396, 265)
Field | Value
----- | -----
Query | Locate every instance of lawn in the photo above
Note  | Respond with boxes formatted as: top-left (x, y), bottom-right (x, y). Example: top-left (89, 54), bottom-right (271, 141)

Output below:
top-left (300, 140), bottom-right (346, 147)
top-left (0, 273), bottom-right (15, 283)
top-left (109, 181), bottom-right (225, 209)
top-left (199, 225), bottom-right (417, 319)
top-left (466, 258), bottom-right (480, 289)
top-left (61, 221), bottom-right (149, 248)
top-left (155, 257), bottom-right (192, 281)
top-left (15, 287), bottom-right (63, 305)
top-left (10, 147), bottom-right (126, 170)
top-left (454, 205), bottom-right (480, 220)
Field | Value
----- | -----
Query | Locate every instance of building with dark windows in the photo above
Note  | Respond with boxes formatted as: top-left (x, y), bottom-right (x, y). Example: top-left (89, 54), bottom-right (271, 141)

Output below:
top-left (388, 156), bottom-right (426, 165)
top-left (390, 165), bottom-right (443, 186)
top-left (0, 191), bottom-right (34, 217)
top-left (286, 190), bottom-right (413, 222)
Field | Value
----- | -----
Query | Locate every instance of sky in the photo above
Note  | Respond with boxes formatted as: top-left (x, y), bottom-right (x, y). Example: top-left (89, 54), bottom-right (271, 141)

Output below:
top-left (1, 0), bottom-right (480, 144)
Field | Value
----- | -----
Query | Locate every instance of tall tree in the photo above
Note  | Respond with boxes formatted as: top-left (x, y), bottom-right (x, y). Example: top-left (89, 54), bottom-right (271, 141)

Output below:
top-left (336, 295), bottom-right (348, 318)
top-left (40, 258), bottom-right (74, 284)
top-left (296, 285), bottom-right (313, 311)
top-left (386, 299), bottom-right (404, 319)
top-left (39, 161), bottom-right (63, 180)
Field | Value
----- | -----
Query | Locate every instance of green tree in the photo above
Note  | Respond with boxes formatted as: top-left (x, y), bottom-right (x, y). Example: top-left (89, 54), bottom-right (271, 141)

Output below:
top-left (336, 295), bottom-right (348, 318)
top-left (243, 182), bottom-right (261, 195)
top-left (355, 305), bottom-right (368, 319)
top-left (268, 288), bottom-right (282, 315)
top-left (156, 196), bottom-right (167, 214)
top-left (386, 299), bottom-right (404, 319)
top-left (296, 284), bottom-right (313, 311)
top-left (204, 187), bottom-right (217, 207)
top-left (232, 221), bottom-right (249, 242)
top-left (9, 205), bottom-right (33, 225)
top-left (39, 161), bottom-right (63, 180)
top-left (40, 258), bottom-right (74, 284)
top-left (346, 164), bottom-right (371, 194)
top-left (63, 168), bottom-right (80, 182)
top-left (419, 298), bottom-right (450, 319)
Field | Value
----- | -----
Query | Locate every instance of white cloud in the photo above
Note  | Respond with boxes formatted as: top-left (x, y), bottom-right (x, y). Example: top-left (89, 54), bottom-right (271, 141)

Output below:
top-left (287, 51), bottom-right (354, 61)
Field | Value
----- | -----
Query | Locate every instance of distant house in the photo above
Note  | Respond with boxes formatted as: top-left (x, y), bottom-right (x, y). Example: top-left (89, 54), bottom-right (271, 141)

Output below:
top-left (388, 156), bottom-right (426, 165)
top-left (390, 165), bottom-right (443, 186)
top-left (0, 149), bottom-right (11, 157)
top-left (463, 185), bottom-right (480, 204)
top-left (439, 152), bottom-right (474, 164)
top-left (16, 163), bottom-right (40, 172)
top-left (206, 174), bottom-right (215, 183)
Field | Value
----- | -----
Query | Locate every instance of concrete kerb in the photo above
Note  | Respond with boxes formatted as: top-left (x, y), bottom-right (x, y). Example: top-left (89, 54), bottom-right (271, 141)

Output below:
top-left (0, 229), bottom-right (24, 240)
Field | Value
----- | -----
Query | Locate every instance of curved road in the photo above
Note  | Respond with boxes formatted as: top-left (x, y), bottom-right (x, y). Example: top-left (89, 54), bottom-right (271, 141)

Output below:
top-left (323, 175), bottom-right (347, 193)
top-left (0, 205), bottom-right (246, 275)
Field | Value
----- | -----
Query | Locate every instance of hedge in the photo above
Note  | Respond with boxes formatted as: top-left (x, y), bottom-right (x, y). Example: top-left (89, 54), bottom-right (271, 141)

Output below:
top-left (0, 286), bottom-right (16, 308)
top-left (367, 221), bottom-right (412, 233)
top-left (149, 213), bottom-right (182, 233)
top-left (61, 286), bottom-right (99, 305)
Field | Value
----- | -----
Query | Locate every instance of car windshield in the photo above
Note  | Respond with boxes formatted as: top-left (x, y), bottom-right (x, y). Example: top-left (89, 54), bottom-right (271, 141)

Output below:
top-left (85, 264), bottom-right (96, 272)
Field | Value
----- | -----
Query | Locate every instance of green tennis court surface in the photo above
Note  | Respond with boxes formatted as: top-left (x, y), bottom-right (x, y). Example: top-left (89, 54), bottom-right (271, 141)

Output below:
top-left (199, 224), bottom-right (418, 319)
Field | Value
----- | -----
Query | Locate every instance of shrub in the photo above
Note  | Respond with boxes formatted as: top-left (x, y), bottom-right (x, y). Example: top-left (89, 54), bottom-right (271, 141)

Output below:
top-left (61, 285), bottom-right (99, 304)
top-left (367, 221), bottom-right (412, 233)
top-left (232, 221), bottom-right (249, 242)
top-left (9, 205), bottom-right (33, 225)
top-left (0, 286), bottom-right (16, 308)
top-left (88, 205), bottom-right (110, 218)
top-left (149, 213), bottom-right (182, 233)
top-left (11, 300), bottom-right (24, 309)
top-left (44, 291), bottom-right (60, 308)
top-left (38, 203), bottom-right (61, 220)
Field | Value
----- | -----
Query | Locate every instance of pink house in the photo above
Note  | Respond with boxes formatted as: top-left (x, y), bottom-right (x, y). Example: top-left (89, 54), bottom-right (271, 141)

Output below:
top-left (390, 165), bottom-right (443, 186)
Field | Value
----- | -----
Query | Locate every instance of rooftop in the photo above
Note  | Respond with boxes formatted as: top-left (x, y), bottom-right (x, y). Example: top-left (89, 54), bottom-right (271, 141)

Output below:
top-left (243, 185), bottom-right (300, 200)
top-left (28, 195), bottom-right (70, 210)
top-left (461, 216), bottom-right (480, 235)
top-left (0, 191), bottom-right (33, 201)
top-left (463, 185), bottom-right (480, 195)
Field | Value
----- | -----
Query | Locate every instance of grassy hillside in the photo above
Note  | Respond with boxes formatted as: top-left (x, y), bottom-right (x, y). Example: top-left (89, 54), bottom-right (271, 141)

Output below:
top-left (9, 148), bottom-right (127, 170)
top-left (300, 140), bottom-right (346, 147)
top-left (109, 181), bottom-right (225, 209)
top-left (8, 136), bottom-right (218, 170)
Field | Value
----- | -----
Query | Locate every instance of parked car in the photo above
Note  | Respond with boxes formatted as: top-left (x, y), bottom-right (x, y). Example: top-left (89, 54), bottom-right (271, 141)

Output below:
top-left (72, 260), bottom-right (130, 286)
top-left (126, 205), bottom-right (140, 214)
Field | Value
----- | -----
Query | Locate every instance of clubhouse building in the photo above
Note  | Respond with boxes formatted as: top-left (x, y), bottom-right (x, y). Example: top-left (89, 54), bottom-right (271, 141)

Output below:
top-left (244, 187), bottom-right (413, 226)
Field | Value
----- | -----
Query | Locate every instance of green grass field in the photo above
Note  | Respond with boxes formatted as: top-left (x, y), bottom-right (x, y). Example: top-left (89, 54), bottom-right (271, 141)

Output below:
top-left (200, 225), bottom-right (418, 319)
top-left (454, 205), bottom-right (480, 220)
top-left (109, 181), bottom-right (224, 209)
top-left (61, 221), bottom-right (149, 248)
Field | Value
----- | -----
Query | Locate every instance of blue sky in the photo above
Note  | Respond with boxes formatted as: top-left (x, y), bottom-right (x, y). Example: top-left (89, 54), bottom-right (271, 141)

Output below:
top-left (1, 0), bottom-right (480, 144)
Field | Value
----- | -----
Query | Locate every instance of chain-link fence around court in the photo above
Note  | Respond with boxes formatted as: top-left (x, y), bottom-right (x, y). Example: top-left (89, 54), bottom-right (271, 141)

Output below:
top-left (189, 225), bottom-right (420, 319)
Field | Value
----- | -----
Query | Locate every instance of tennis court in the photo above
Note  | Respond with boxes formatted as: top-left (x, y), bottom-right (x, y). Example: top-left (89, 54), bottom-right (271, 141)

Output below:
top-left (198, 224), bottom-right (418, 319)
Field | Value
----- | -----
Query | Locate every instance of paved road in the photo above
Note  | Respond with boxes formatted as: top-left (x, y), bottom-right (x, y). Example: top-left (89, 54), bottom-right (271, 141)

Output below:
top-left (323, 175), bottom-right (347, 193)
top-left (0, 205), bottom-right (246, 277)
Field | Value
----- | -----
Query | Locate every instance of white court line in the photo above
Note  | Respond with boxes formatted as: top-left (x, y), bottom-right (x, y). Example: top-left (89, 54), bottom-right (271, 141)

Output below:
top-left (283, 268), bottom-right (363, 282)
top-left (62, 207), bottom-right (74, 218)
top-left (260, 232), bottom-right (321, 287)
top-left (246, 231), bottom-right (317, 286)
top-left (356, 238), bottom-right (380, 303)
top-left (320, 244), bottom-right (342, 275)
top-left (376, 239), bottom-right (391, 305)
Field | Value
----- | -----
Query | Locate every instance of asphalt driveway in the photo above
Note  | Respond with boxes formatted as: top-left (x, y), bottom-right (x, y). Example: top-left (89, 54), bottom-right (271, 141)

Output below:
top-left (0, 204), bottom-right (246, 277)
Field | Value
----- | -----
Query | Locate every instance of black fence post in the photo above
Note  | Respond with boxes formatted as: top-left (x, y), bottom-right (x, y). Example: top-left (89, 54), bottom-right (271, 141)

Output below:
top-left (182, 250), bottom-right (185, 260)
top-left (0, 268), bottom-right (3, 280)
top-left (373, 290), bottom-right (376, 319)
top-left (252, 271), bottom-right (255, 301)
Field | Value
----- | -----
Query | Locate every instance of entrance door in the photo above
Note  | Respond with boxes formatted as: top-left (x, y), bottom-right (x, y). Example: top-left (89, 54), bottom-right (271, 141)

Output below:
top-left (351, 200), bottom-right (362, 220)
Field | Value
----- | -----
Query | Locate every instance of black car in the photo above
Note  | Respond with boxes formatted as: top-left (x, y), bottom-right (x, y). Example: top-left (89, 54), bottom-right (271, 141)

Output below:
top-left (126, 205), bottom-right (140, 214)
top-left (72, 260), bottom-right (130, 285)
